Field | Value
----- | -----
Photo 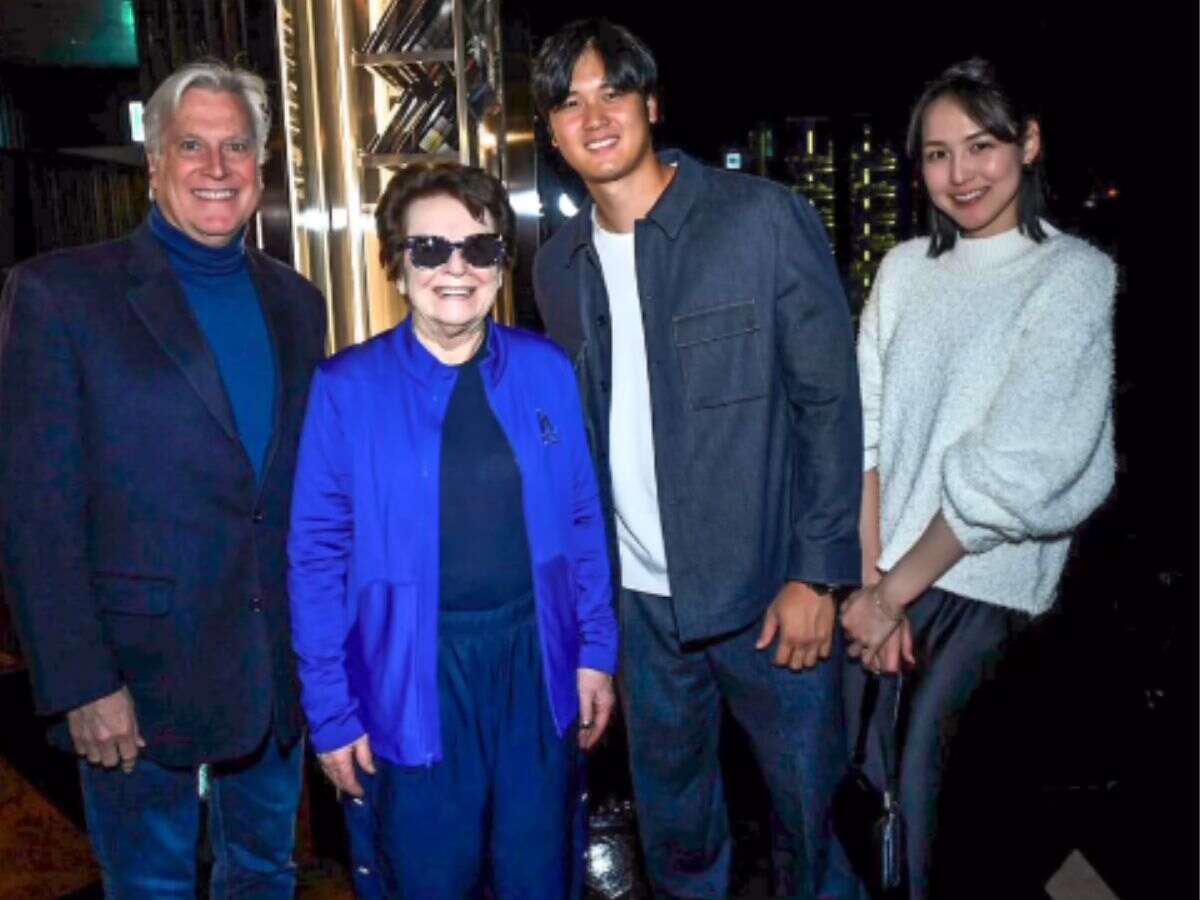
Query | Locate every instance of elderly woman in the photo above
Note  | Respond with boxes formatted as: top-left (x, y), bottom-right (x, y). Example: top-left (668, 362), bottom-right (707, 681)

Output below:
top-left (288, 163), bottom-right (617, 897)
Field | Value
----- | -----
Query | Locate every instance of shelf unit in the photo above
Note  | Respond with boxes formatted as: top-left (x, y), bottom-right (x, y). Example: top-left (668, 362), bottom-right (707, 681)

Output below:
top-left (275, 0), bottom-right (511, 351)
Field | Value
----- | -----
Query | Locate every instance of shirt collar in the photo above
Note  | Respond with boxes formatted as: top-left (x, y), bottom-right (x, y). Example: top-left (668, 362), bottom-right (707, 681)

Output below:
top-left (564, 148), bottom-right (702, 266)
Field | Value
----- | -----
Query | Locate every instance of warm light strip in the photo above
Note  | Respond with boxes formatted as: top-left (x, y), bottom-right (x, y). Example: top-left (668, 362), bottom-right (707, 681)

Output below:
top-left (331, 0), bottom-right (368, 345)
top-left (274, 1), bottom-right (304, 270)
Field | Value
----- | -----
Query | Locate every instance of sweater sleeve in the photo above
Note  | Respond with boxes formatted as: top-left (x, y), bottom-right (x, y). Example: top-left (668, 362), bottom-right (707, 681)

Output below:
top-left (287, 368), bottom-right (366, 753)
top-left (857, 272), bottom-right (884, 473)
top-left (941, 250), bottom-right (1117, 553)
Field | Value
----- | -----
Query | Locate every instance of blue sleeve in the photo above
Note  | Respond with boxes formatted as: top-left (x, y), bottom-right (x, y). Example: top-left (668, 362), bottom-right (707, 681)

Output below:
top-left (287, 368), bottom-right (367, 752)
top-left (774, 192), bottom-right (863, 585)
top-left (559, 357), bottom-right (619, 674)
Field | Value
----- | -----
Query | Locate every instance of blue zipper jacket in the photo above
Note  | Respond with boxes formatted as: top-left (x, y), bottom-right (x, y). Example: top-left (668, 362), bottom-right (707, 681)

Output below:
top-left (288, 318), bottom-right (618, 765)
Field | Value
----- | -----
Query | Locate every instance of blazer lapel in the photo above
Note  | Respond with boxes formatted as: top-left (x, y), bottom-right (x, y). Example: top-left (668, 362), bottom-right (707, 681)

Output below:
top-left (124, 224), bottom-right (242, 448)
top-left (246, 250), bottom-right (291, 488)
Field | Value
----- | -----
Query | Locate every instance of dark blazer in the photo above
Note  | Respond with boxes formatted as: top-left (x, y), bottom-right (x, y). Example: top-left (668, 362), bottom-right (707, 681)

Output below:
top-left (0, 221), bottom-right (326, 766)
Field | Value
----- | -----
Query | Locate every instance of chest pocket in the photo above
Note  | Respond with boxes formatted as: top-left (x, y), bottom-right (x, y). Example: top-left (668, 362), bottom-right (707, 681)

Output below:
top-left (673, 301), bottom-right (768, 409)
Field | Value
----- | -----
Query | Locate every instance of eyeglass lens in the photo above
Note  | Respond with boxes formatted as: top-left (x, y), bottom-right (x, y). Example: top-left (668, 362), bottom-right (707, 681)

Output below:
top-left (406, 234), bottom-right (504, 268)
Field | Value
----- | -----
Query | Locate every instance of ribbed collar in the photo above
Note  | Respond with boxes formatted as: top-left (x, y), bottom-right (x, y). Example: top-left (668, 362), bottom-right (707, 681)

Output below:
top-left (565, 148), bottom-right (701, 265)
top-left (938, 220), bottom-right (1059, 276)
top-left (149, 203), bottom-right (247, 277)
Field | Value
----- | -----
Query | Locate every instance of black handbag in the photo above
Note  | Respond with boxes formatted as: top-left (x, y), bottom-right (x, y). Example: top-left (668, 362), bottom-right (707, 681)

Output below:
top-left (832, 672), bottom-right (907, 897)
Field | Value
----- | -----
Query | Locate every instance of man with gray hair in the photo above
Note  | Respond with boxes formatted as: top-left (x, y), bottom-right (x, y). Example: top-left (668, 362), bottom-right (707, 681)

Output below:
top-left (0, 60), bottom-right (325, 895)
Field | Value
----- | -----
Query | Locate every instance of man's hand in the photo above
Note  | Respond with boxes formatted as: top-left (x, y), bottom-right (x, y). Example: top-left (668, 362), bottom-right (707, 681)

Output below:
top-left (755, 582), bottom-right (835, 670)
top-left (318, 734), bottom-right (375, 799)
top-left (67, 686), bottom-right (145, 773)
top-left (576, 667), bottom-right (615, 751)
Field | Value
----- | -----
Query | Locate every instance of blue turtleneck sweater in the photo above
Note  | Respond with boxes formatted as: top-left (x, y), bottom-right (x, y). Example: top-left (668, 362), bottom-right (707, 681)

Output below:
top-left (149, 205), bottom-right (276, 481)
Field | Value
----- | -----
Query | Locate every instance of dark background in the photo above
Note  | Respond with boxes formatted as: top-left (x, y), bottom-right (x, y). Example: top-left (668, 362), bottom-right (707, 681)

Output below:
top-left (0, 2), bottom-right (1195, 896)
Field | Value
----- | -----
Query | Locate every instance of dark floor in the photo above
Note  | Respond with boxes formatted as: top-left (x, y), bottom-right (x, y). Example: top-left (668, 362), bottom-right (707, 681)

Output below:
top-left (0, 506), bottom-right (1193, 900)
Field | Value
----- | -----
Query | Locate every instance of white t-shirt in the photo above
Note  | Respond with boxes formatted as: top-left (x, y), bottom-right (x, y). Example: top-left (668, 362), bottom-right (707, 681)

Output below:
top-left (591, 209), bottom-right (671, 596)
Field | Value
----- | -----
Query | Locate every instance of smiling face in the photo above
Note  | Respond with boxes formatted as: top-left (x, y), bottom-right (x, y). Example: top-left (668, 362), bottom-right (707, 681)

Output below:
top-left (148, 87), bottom-right (262, 247)
top-left (546, 47), bottom-right (659, 188)
top-left (401, 193), bottom-right (502, 358)
top-left (920, 95), bottom-right (1040, 239)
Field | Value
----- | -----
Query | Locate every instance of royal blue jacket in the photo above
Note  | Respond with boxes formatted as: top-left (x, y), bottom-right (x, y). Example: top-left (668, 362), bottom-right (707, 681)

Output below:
top-left (288, 318), bottom-right (617, 765)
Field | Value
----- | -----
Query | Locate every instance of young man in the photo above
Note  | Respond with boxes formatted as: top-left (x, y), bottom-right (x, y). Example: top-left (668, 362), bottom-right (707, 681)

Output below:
top-left (0, 62), bottom-right (326, 895)
top-left (532, 19), bottom-right (862, 899)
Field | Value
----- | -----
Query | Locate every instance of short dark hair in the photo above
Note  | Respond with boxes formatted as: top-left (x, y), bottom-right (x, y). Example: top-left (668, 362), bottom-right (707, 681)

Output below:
top-left (375, 162), bottom-right (516, 280)
top-left (532, 18), bottom-right (658, 119)
top-left (907, 57), bottom-right (1047, 257)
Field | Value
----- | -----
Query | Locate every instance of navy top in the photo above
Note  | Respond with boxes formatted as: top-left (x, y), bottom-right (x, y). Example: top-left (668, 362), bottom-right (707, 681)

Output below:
top-left (438, 329), bottom-right (534, 611)
top-left (149, 205), bottom-right (276, 481)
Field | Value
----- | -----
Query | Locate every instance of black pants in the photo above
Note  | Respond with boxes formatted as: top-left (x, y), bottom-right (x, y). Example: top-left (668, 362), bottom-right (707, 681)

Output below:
top-left (844, 588), bottom-right (1034, 900)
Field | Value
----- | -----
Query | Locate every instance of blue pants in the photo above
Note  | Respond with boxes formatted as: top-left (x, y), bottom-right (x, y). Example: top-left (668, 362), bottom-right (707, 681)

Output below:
top-left (619, 589), bottom-right (856, 899)
top-left (844, 588), bottom-right (1032, 900)
top-left (78, 732), bottom-right (303, 899)
top-left (345, 596), bottom-right (582, 898)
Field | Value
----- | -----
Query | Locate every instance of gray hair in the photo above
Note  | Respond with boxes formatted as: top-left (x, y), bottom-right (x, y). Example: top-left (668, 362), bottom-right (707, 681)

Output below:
top-left (143, 60), bottom-right (271, 163)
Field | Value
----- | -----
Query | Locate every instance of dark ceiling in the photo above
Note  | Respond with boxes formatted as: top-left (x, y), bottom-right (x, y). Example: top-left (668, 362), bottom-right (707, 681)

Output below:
top-left (0, 0), bottom-right (137, 67)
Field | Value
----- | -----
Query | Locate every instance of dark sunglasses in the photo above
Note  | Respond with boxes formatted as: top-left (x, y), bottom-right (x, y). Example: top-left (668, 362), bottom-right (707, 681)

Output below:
top-left (401, 234), bottom-right (507, 269)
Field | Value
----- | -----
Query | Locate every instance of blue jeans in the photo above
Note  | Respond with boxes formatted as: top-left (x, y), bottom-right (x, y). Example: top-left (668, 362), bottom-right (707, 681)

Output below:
top-left (619, 588), bottom-right (856, 900)
top-left (78, 732), bottom-right (303, 898)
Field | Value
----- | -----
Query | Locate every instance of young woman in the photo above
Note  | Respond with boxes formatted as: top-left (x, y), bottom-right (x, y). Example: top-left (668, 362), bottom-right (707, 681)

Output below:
top-left (840, 58), bottom-right (1116, 899)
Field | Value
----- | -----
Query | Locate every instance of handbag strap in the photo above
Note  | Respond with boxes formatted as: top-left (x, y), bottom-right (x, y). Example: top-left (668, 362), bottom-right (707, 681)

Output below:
top-left (880, 672), bottom-right (905, 796)
top-left (849, 672), bottom-right (880, 768)
top-left (850, 671), bottom-right (906, 792)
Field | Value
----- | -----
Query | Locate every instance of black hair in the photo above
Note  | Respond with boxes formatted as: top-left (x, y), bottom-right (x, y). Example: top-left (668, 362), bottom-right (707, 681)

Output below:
top-left (375, 162), bottom-right (517, 280)
top-left (531, 18), bottom-right (658, 119)
top-left (907, 57), bottom-right (1047, 257)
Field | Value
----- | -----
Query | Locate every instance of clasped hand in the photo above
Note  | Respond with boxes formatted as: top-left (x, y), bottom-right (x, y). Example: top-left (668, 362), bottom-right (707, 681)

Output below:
top-left (840, 584), bottom-right (915, 674)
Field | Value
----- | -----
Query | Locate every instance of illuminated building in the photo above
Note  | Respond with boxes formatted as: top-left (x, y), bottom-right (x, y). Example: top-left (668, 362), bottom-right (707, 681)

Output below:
top-left (848, 118), bottom-right (902, 308)
top-left (784, 116), bottom-right (836, 250)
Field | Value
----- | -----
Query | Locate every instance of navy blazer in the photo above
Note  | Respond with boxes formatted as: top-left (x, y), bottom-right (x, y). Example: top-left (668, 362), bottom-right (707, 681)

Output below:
top-left (0, 222), bottom-right (326, 766)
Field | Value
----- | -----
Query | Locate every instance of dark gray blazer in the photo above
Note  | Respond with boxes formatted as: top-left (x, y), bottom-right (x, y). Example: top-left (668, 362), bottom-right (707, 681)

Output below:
top-left (0, 222), bottom-right (326, 766)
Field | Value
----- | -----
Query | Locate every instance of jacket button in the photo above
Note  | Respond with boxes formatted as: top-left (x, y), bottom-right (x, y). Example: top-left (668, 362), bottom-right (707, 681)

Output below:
top-left (250, 596), bottom-right (263, 612)
top-left (596, 314), bottom-right (607, 327)
top-left (252, 510), bottom-right (264, 523)
top-left (600, 380), bottom-right (610, 393)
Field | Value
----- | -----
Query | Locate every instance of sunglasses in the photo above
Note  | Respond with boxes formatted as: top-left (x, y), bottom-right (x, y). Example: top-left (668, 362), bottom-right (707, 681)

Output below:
top-left (402, 234), bottom-right (507, 269)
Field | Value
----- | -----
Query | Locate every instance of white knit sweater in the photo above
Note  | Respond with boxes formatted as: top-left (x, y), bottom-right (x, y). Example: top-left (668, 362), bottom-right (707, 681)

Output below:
top-left (858, 224), bottom-right (1116, 615)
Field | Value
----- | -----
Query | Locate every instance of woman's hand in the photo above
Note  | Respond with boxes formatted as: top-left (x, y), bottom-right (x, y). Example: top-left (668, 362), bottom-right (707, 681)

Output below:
top-left (576, 668), bottom-right (615, 751)
top-left (318, 734), bottom-right (376, 799)
top-left (841, 585), bottom-right (915, 674)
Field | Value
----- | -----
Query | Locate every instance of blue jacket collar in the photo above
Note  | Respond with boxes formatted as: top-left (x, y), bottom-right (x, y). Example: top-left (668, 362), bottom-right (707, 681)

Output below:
top-left (564, 148), bottom-right (702, 266)
top-left (390, 316), bottom-right (508, 388)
